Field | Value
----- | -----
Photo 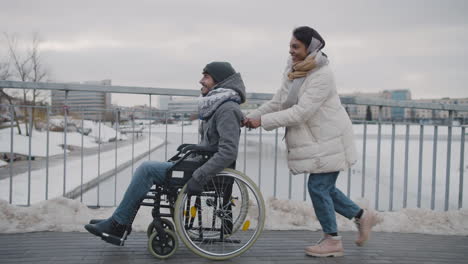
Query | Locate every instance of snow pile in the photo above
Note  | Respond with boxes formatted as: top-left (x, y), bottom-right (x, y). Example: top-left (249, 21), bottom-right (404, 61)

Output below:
top-left (0, 197), bottom-right (94, 233)
top-left (1, 197), bottom-right (467, 235)
top-left (0, 197), bottom-right (153, 233)
top-left (262, 197), bottom-right (468, 235)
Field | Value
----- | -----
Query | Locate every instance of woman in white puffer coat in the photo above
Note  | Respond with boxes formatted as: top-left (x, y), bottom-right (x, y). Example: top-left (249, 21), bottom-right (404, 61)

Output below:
top-left (244, 26), bottom-right (377, 258)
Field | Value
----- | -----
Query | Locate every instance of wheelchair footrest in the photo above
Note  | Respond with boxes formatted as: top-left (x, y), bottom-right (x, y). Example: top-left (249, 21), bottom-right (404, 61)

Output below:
top-left (101, 230), bottom-right (128, 246)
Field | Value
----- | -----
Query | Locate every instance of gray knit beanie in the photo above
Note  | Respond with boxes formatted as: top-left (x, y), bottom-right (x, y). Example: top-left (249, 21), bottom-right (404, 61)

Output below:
top-left (203, 61), bottom-right (236, 83)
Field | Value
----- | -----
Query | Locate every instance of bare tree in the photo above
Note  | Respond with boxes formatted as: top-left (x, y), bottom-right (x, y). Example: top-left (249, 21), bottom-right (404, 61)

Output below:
top-left (0, 46), bottom-right (23, 134)
top-left (0, 61), bottom-right (9, 80)
top-left (5, 33), bottom-right (31, 135)
top-left (28, 33), bottom-right (48, 130)
top-left (4, 33), bottom-right (49, 136)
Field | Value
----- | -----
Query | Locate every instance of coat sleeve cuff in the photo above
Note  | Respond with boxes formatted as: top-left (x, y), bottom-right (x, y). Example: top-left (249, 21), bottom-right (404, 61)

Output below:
top-left (260, 113), bottom-right (277, 131)
top-left (246, 109), bottom-right (261, 120)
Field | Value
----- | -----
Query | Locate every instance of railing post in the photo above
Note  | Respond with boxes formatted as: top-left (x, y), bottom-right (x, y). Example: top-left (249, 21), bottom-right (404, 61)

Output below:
top-left (97, 116), bottom-right (102, 206)
top-left (274, 129), bottom-right (278, 198)
top-left (375, 106), bottom-right (382, 210)
top-left (431, 125), bottom-right (438, 210)
top-left (148, 95), bottom-right (152, 160)
top-left (303, 173), bottom-right (307, 201)
top-left (403, 124), bottom-right (410, 208)
top-left (243, 127), bottom-right (247, 174)
top-left (114, 108), bottom-right (120, 206)
top-left (165, 111), bottom-right (168, 160)
top-left (258, 128), bottom-right (262, 189)
top-left (45, 105), bottom-right (50, 200)
top-left (63, 90), bottom-right (69, 196)
top-left (80, 110), bottom-right (84, 202)
top-left (27, 107), bottom-right (32, 206)
top-left (361, 121), bottom-right (367, 198)
top-left (347, 168), bottom-right (351, 198)
top-left (417, 124), bottom-right (424, 208)
top-left (389, 122), bottom-right (395, 211)
top-left (459, 126), bottom-right (465, 209)
top-left (131, 112), bottom-right (135, 175)
top-left (181, 114), bottom-right (184, 144)
top-left (445, 110), bottom-right (453, 211)
top-left (9, 105), bottom-right (14, 204)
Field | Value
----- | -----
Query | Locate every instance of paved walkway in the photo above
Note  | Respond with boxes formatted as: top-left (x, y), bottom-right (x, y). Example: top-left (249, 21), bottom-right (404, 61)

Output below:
top-left (1, 231), bottom-right (467, 264)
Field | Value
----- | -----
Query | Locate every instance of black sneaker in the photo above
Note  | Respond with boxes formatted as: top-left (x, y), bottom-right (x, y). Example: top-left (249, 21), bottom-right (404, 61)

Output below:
top-left (84, 218), bottom-right (131, 246)
top-left (88, 219), bottom-right (132, 235)
top-left (89, 219), bottom-right (104, 224)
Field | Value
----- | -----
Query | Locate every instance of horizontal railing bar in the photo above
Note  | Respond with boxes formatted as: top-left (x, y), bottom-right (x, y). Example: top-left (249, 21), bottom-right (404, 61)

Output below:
top-left (2, 80), bottom-right (468, 111)
top-left (0, 80), bottom-right (273, 101)
top-left (341, 96), bottom-right (468, 111)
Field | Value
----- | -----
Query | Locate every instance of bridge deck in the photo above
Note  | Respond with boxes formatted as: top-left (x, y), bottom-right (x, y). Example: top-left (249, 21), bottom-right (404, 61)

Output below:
top-left (0, 230), bottom-right (466, 264)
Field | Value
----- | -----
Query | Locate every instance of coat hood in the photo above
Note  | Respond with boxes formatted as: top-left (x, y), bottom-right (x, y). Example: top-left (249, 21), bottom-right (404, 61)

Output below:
top-left (212, 72), bottom-right (246, 104)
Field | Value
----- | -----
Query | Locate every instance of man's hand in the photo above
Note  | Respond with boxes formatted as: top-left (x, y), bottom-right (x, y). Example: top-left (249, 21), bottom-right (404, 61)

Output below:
top-left (184, 177), bottom-right (203, 196)
top-left (245, 118), bottom-right (261, 129)
top-left (241, 118), bottom-right (249, 127)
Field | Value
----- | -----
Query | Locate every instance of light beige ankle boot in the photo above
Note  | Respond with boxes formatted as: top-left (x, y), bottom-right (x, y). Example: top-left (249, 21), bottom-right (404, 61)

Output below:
top-left (305, 235), bottom-right (344, 257)
top-left (354, 209), bottom-right (377, 246)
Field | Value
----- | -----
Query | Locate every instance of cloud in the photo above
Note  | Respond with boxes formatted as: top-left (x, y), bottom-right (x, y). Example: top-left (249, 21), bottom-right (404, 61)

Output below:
top-left (1, 0), bottom-right (467, 105)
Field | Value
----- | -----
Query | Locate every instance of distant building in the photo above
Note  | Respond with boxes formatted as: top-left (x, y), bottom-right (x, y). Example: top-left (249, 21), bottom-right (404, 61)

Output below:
top-left (383, 89), bottom-right (411, 121)
top-left (51, 80), bottom-right (112, 120)
top-left (158, 95), bottom-right (172, 111)
top-left (341, 90), bottom-right (467, 124)
top-left (341, 91), bottom-right (391, 120)
top-left (407, 97), bottom-right (468, 124)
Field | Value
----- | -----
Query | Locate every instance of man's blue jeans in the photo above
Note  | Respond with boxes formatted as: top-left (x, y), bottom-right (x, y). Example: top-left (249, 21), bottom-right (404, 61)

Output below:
top-left (112, 161), bottom-right (174, 225)
top-left (308, 171), bottom-right (361, 234)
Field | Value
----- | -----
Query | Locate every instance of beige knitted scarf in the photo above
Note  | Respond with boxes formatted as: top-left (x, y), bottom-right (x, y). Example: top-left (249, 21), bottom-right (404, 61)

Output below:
top-left (287, 55), bottom-right (317, 80)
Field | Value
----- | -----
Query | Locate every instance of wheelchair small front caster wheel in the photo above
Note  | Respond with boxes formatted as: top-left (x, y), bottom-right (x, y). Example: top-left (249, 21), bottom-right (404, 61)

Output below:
top-left (147, 218), bottom-right (175, 238)
top-left (148, 229), bottom-right (178, 259)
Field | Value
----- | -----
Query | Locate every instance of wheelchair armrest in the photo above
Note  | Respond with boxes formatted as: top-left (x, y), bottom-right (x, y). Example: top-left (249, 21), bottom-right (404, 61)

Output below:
top-left (183, 145), bottom-right (218, 155)
top-left (177, 143), bottom-right (195, 152)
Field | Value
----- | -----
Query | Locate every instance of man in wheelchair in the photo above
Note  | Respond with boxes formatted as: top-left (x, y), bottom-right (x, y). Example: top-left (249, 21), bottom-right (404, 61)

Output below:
top-left (85, 61), bottom-right (246, 246)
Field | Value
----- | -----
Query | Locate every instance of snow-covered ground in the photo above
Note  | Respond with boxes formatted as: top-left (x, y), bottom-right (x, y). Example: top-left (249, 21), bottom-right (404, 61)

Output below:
top-left (0, 121), bottom-right (127, 158)
top-left (1, 196), bottom-right (467, 235)
top-left (0, 121), bottom-right (164, 204)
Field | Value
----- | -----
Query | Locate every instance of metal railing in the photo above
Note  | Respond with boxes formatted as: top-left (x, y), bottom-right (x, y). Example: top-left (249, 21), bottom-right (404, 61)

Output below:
top-left (0, 80), bottom-right (467, 212)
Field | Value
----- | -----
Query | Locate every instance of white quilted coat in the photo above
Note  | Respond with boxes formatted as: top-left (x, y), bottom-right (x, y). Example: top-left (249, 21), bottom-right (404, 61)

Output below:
top-left (247, 63), bottom-right (357, 174)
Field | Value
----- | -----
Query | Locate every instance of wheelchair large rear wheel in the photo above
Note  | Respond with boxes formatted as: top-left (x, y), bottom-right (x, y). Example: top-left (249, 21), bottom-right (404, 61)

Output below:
top-left (174, 169), bottom-right (265, 260)
top-left (185, 178), bottom-right (249, 240)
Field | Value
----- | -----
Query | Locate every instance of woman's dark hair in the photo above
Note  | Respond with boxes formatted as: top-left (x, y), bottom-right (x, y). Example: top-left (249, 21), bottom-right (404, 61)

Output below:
top-left (293, 26), bottom-right (325, 50)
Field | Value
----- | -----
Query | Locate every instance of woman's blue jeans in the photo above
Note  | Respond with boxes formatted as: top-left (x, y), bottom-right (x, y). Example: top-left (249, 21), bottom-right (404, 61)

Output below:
top-left (308, 171), bottom-right (361, 234)
top-left (112, 161), bottom-right (174, 225)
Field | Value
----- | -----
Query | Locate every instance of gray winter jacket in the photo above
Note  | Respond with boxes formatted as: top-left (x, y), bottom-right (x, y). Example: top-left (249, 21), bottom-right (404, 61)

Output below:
top-left (192, 73), bottom-right (246, 182)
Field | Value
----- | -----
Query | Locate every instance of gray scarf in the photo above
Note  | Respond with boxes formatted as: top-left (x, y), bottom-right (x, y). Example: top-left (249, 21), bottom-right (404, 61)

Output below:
top-left (198, 88), bottom-right (241, 120)
top-left (281, 37), bottom-right (329, 110)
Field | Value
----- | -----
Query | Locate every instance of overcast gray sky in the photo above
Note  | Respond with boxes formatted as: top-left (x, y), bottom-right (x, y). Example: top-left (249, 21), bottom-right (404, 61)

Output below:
top-left (1, 0), bottom-right (467, 106)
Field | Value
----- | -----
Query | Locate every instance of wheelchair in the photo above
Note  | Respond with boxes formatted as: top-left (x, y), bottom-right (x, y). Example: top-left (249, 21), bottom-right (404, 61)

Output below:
top-left (139, 144), bottom-right (265, 260)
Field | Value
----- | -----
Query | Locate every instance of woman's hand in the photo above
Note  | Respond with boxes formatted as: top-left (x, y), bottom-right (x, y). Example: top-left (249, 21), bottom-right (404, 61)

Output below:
top-left (243, 118), bottom-right (261, 129)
